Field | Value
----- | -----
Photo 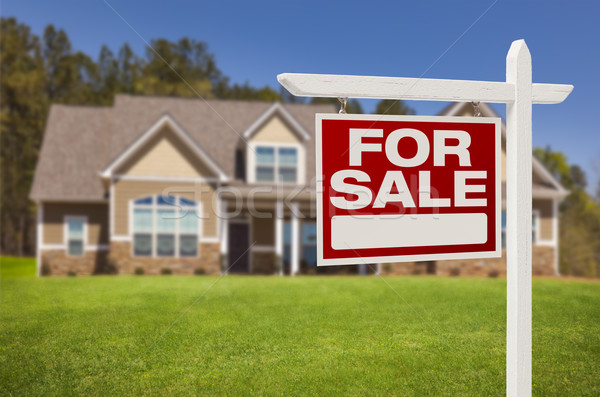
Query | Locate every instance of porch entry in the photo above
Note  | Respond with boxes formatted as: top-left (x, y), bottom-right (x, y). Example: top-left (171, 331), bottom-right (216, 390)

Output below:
top-left (228, 221), bottom-right (250, 273)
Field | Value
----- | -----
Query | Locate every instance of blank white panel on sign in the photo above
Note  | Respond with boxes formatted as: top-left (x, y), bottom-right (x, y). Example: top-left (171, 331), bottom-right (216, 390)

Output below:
top-left (331, 213), bottom-right (487, 250)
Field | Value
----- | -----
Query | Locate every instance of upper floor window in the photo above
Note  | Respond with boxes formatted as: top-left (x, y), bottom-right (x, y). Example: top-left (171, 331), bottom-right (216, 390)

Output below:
top-left (255, 145), bottom-right (298, 183)
top-left (66, 216), bottom-right (85, 256)
top-left (132, 195), bottom-right (200, 258)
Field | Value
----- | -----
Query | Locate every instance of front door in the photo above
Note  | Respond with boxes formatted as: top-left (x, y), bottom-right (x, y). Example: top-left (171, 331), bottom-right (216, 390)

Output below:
top-left (228, 222), bottom-right (250, 273)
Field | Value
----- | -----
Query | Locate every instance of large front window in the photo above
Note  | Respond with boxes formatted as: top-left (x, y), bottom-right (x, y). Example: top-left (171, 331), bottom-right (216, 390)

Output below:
top-left (255, 145), bottom-right (298, 183)
top-left (132, 195), bottom-right (199, 257)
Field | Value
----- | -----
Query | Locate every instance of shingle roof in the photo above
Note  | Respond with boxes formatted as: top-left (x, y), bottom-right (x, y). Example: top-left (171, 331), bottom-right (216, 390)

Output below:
top-left (30, 95), bottom-right (335, 201)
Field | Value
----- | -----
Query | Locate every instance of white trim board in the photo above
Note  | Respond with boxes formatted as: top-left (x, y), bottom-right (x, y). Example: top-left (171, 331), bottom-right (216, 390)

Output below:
top-left (111, 174), bottom-right (221, 183)
top-left (278, 73), bottom-right (572, 104)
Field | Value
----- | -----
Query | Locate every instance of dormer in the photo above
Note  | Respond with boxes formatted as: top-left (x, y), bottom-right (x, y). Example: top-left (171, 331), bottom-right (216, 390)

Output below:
top-left (242, 103), bottom-right (310, 185)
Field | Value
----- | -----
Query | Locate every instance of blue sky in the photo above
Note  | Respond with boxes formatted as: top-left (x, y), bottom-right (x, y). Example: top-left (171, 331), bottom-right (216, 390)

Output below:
top-left (4, 0), bottom-right (600, 191)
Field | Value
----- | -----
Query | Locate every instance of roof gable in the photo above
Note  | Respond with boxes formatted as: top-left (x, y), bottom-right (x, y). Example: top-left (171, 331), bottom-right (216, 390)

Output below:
top-left (101, 114), bottom-right (229, 181)
top-left (243, 103), bottom-right (310, 142)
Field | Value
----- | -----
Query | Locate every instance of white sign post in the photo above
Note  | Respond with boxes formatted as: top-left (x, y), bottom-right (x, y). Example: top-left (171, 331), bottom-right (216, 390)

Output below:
top-left (278, 40), bottom-right (572, 396)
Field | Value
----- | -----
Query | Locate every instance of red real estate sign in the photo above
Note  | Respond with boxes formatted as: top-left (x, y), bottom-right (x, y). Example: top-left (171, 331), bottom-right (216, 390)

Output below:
top-left (316, 114), bottom-right (502, 266)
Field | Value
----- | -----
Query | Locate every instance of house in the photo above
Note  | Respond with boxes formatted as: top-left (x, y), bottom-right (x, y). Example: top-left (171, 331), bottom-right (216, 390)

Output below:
top-left (30, 95), bottom-right (567, 276)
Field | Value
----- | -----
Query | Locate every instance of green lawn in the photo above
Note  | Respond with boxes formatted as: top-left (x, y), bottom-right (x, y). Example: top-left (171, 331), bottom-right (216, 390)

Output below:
top-left (1, 258), bottom-right (598, 396)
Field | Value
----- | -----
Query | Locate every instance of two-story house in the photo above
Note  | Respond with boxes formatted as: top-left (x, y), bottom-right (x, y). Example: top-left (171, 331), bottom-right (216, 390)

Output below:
top-left (30, 95), bottom-right (567, 276)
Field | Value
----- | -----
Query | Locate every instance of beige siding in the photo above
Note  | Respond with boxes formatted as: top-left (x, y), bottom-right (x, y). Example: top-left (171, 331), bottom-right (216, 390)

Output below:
top-left (113, 179), bottom-right (218, 238)
top-left (533, 199), bottom-right (554, 241)
top-left (116, 126), bottom-right (217, 178)
top-left (253, 217), bottom-right (274, 245)
top-left (251, 115), bottom-right (301, 144)
top-left (43, 203), bottom-right (108, 245)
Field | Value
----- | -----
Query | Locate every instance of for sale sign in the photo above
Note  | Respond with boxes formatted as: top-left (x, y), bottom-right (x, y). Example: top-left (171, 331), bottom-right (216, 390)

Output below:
top-left (316, 114), bottom-right (501, 266)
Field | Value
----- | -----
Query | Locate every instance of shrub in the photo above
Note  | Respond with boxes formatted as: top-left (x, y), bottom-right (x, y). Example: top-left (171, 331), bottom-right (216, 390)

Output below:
top-left (41, 261), bottom-right (51, 276)
top-left (67, 270), bottom-right (76, 277)
top-left (104, 258), bottom-right (118, 275)
top-left (488, 269), bottom-right (499, 278)
top-left (161, 268), bottom-right (172, 275)
top-left (383, 263), bottom-right (392, 273)
top-left (134, 267), bottom-right (145, 275)
top-left (449, 267), bottom-right (460, 277)
top-left (194, 268), bottom-right (206, 275)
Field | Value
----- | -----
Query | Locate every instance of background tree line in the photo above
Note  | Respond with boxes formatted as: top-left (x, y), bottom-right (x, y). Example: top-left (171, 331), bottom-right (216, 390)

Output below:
top-left (2, 17), bottom-right (599, 277)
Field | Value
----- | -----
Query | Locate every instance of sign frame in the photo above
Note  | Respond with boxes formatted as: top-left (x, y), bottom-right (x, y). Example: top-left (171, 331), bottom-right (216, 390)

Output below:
top-left (279, 39), bottom-right (573, 397)
top-left (316, 113), bottom-right (502, 266)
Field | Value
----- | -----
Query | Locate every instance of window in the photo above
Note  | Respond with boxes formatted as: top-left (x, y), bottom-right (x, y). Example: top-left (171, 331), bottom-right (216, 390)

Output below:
top-left (282, 221), bottom-right (317, 270)
top-left (301, 222), bottom-right (317, 267)
top-left (132, 195), bottom-right (200, 257)
top-left (501, 210), bottom-right (538, 249)
top-left (254, 145), bottom-right (298, 183)
top-left (66, 217), bottom-right (85, 256)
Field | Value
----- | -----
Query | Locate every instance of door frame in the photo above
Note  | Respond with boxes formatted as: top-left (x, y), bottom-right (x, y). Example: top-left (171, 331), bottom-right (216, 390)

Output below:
top-left (228, 216), bottom-right (252, 274)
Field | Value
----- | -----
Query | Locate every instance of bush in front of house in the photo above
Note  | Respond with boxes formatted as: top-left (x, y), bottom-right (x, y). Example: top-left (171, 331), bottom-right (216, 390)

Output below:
top-left (41, 261), bottom-right (51, 276)
top-left (194, 268), bottom-right (205, 275)
top-left (161, 268), bottom-right (172, 275)
top-left (134, 267), bottom-right (144, 275)
top-left (104, 258), bottom-right (118, 275)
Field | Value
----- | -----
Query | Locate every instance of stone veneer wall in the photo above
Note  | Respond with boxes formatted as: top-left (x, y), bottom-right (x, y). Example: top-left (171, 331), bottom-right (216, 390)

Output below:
top-left (109, 241), bottom-right (220, 275)
top-left (41, 250), bottom-right (108, 276)
top-left (382, 246), bottom-right (556, 277)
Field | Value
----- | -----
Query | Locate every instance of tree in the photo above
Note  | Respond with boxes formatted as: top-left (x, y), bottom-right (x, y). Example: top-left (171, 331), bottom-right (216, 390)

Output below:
top-left (133, 38), bottom-right (223, 98)
top-left (0, 18), bottom-right (47, 255)
top-left (216, 82), bottom-right (282, 102)
top-left (373, 99), bottom-right (415, 115)
top-left (116, 43), bottom-right (140, 95)
top-left (96, 45), bottom-right (120, 104)
top-left (42, 25), bottom-right (99, 104)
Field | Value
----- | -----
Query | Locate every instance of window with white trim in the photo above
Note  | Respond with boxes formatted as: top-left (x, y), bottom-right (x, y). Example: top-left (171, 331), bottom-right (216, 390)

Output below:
top-left (66, 217), bottom-right (85, 256)
top-left (132, 195), bottom-right (200, 257)
top-left (255, 145), bottom-right (298, 183)
top-left (301, 221), bottom-right (317, 267)
top-left (501, 210), bottom-right (538, 249)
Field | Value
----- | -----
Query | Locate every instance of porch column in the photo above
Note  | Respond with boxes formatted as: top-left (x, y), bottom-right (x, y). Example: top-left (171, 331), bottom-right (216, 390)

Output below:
top-left (275, 200), bottom-right (283, 276)
top-left (291, 202), bottom-right (300, 276)
top-left (359, 263), bottom-right (367, 276)
top-left (36, 202), bottom-right (43, 277)
top-left (220, 200), bottom-right (228, 275)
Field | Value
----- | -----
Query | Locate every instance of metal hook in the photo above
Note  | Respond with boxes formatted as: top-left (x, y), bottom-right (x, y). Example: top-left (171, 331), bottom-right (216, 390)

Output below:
top-left (338, 97), bottom-right (348, 114)
top-left (472, 101), bottom-right (481, 117)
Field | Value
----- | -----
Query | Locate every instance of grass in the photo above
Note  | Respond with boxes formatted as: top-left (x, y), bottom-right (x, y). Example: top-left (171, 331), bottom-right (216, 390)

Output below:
top-left (0, 258), bottom-right (598, 395)
top-left (0, 256), bottom-right (36, 278)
